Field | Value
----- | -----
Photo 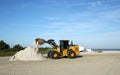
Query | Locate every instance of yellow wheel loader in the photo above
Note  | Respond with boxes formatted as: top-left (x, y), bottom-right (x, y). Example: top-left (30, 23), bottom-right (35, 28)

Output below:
top-left (46, 39), bottom-right (80, 59)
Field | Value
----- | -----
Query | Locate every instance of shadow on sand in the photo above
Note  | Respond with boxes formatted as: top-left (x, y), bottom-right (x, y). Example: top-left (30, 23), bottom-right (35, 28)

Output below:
top-left (46, 55), bottom-right (83, 59)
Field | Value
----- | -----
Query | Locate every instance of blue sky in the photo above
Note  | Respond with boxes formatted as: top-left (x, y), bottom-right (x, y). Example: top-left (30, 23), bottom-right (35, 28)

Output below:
top-left (0, 0), bottom-right (120, 49)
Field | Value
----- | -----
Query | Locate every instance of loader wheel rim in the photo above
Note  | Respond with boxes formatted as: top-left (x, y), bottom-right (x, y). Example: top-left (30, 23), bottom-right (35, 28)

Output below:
top-left (53, 53), bottom-right (57, 57)
top-left (71, 53), bottom-right (74, 57)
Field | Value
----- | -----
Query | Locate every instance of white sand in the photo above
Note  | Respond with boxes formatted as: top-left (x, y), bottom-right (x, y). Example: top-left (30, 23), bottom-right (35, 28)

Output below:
top-left (0, 51), bottom-right (120, 75)
top-left (9, 47), bottom-right (46, 61)
top-left (80, 51), bottom-right (120, 55)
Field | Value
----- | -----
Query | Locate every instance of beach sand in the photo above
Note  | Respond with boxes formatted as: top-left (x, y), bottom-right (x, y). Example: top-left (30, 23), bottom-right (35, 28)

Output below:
top-left (0, 51), bottom-right (120, 75)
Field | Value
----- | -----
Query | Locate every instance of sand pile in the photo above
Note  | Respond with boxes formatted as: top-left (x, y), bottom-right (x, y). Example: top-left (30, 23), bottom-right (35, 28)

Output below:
top-left (9, 47), bottom-right (46, 61)
top-left (9, 38), bottom-right (47, 61)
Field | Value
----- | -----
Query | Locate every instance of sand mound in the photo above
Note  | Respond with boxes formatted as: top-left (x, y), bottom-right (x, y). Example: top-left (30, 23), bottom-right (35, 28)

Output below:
top-left (9, 47), bottom-right (46, 61)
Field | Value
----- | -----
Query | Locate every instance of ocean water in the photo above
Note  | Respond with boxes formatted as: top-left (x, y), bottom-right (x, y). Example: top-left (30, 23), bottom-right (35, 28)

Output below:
top-left (92, 49), bottom-right (120, 51)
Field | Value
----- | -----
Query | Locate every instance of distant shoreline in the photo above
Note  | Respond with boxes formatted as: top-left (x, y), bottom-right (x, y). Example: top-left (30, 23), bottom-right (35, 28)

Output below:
top-left (92, 49), bottom-right (120, 51)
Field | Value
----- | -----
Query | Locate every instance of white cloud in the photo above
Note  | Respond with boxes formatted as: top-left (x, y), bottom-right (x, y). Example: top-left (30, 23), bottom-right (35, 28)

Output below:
top-left (91, 1), bottom-right (103, 7)
top-left (45, 17), bottom-right (61, 20)
top-left (99, 9), bottom-right (120, 22)
top-left (42, 21), bottom-right (101, 37)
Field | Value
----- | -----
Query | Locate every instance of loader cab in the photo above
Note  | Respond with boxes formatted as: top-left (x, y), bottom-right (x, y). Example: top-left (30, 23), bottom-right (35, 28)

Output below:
top-left (59, 40), bottom-right (69, 50)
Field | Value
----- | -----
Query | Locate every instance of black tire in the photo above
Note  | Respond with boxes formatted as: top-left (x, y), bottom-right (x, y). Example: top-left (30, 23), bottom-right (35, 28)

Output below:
top-left (68, 50), bottom-right (76, 58)
top-left (47, 50), bottom-right (53, 58)
top-left (50, 51), bottom-right (59, 59)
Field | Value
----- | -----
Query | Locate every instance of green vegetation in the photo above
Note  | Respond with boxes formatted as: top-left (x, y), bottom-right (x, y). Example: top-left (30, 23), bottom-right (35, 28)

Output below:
top-left (0, 40), bottom-right (51, 56)
top-left (0, 52), bottom-right (17, 56)
top-left (11, 44), bottom-right (24, 52)
top-left (0, 40), bottom-right (24, 52)
top-left (39, 47), bottom-right (52, 54)
top-left (0, 40), bottom-right (10, 51)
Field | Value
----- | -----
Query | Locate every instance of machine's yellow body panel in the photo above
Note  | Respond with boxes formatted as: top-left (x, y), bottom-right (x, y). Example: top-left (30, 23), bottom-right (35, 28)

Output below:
top-left (54, 45), bottom-right (80, 57)
top-left (69, 45), bottom-right (80, 55)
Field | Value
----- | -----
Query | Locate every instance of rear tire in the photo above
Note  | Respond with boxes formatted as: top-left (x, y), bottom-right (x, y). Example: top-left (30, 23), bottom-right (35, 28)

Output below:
top-left (68, 50), bottom-right (76, 58)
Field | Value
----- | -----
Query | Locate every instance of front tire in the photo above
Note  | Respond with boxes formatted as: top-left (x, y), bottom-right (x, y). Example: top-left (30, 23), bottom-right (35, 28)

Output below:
top-left (50, 51), bottom-right (59, 59)
top-left (47, 50), bottom-right (53, 58)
